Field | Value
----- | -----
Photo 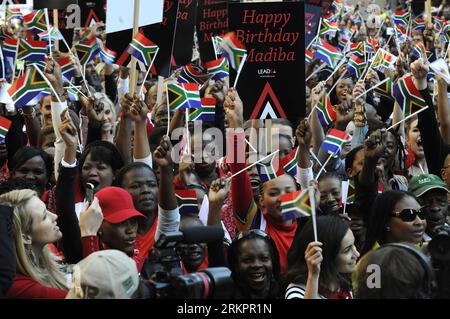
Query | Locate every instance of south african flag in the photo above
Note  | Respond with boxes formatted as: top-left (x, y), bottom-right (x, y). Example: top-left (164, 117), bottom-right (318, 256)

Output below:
top-left (127, 32), bottom-right (159, 67)
top-left (280, 190), bottom-right (312, 221)
top-left (346, 55), bottom-right (366, 78)
top-left (23, 9), bottom-right (47, 34)
top-left (175, 189), bottom-right (198, 215)
top-left (393, 75), bottom-right (428, 117)
top-left (219, 32), bottom-right (247, 71)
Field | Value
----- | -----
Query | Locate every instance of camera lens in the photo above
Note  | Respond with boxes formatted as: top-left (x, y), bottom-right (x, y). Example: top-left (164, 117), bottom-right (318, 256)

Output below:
top-left (170, 267), bottom-right (233, 299)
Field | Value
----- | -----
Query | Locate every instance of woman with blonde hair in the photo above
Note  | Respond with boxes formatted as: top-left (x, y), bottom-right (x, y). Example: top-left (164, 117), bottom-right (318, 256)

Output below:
top-left (0, 189), bottom-right (69, 298)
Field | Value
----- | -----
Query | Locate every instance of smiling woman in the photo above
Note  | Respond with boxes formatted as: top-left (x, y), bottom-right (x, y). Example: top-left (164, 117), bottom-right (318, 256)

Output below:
top-left (227, 229), bottom-right (282, 299)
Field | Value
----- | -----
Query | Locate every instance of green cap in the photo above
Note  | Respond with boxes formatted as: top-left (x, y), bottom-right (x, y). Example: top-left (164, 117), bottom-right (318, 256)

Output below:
top-left (408, 174), bottom-right (449, 197)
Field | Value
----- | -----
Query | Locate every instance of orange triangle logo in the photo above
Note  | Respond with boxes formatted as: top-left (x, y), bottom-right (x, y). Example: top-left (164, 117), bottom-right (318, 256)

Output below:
top-left (250, 82), bottom-right (286, 119)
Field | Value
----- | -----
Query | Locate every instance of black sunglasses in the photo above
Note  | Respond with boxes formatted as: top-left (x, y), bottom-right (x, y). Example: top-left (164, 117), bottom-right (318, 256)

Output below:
top-left (391, 208), bottom-right (427, 222)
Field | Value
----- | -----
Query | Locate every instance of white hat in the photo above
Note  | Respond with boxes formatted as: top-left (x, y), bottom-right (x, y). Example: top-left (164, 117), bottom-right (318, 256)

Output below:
top-left (66, 250), bottom-right (139, 299)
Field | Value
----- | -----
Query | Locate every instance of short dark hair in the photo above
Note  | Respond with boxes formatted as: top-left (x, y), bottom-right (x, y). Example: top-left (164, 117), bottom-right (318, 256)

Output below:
top-left (37, 126), bottom-right (55, 149)
top-left (9, 146), bottom-right (53, 181)
top-left (284, 216), bottom-right (351, 293)
top-left (79, 141), bottom-right (124, 173)
top-left (116, 162), bottom-right (156, 187)
top-left (317, 171), bottom-right (342, 183)
top-left (345, 145), bottom-right (364, 172)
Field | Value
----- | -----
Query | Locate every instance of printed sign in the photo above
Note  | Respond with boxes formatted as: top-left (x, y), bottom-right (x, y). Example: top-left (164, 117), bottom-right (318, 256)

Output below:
top-left (228, 1), bottom-right (305, 121)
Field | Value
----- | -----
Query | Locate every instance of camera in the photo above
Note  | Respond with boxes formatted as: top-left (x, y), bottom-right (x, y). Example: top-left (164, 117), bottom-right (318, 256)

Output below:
top-left (428, 224), bottom-right (450, 298)
top-left (140, 228), bottom-right (234, 299)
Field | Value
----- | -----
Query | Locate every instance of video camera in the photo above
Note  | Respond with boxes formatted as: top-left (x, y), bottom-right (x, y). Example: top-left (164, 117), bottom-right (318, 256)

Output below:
top-left (140, 226), bottom-right (234, 299)
top-left (428, 224), bottom-right (450, 298)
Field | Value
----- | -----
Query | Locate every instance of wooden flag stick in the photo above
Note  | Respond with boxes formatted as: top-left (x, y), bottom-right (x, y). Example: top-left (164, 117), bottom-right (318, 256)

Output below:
top-left (129, 0), bottom-right (140, 95)
top-left (53, 9), bottom-right (59, 52)
top-left (426, 0), bottom-right (432, 28)
top-left (227, 150), bottom-right (280, 181)
top-left (185, 108), bottom-right (191, 155)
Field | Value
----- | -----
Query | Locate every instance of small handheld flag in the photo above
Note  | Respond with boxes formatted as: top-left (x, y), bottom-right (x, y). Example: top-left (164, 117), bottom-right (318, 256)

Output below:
top-left (0, 116), bottom-right (12, 143)
top-left (175, 189), bottom-right (199, 215)
top-left (280, 190), bottom-right (312, 221)
top-left (321, 128), bottom-right (350, 156)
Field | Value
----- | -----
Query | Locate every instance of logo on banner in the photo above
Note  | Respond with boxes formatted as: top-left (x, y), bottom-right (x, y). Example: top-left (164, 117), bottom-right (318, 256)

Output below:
top-left (250, 82), bottom-right (286, 119)
top-left (85, 9), bottom-right (101, 28)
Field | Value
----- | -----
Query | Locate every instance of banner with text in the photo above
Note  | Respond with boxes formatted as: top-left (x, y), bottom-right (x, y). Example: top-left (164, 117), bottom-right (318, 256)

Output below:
top-left (196, 0), bottom-right (228, 63)
top-left (305, 4), bottom-right (321, 48)
top-left (173, 0), bottom-right (198, 66)
top-left (229, 1), bottom-right (305, 121)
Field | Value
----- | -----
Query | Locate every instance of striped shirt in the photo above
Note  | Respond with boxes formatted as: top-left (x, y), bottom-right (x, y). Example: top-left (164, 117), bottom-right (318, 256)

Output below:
top-left (285, 283), bottom-right (326, 299)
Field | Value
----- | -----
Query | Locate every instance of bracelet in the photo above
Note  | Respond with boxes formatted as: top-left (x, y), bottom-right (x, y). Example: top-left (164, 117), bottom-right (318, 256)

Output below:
top-left (18, 107), bottom-right (36, 119)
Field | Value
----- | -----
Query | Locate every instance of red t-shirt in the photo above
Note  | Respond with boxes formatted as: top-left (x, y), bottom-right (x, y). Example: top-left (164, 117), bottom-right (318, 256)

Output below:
top-left (6, 274), bottom-right (67, 299)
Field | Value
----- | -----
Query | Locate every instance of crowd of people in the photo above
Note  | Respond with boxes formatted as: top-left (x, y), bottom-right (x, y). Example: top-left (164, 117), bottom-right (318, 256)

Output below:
top-left (0, 0), bottom-right (450, 299)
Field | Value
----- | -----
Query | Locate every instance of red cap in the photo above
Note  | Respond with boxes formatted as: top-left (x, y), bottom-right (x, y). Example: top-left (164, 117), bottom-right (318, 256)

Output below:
top-left (95, 187), bottom-right (145, 224)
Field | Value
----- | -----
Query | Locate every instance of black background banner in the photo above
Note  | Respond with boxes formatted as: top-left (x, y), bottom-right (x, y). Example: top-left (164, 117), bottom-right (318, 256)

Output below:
top-left (173, 0), bottom-right (198, 66)
top-left (305, 4), bottom-right (322, 48)
top-left (228, 1), bottom-right (305, 121)
top-left (196, 0), bottom-right (228, 63)
top-left (33, 0), bottom-right (78, 10)
top-left (107, 0), bottom-right (179, 78)
top-left (79, 0), bottom-right (106, 28)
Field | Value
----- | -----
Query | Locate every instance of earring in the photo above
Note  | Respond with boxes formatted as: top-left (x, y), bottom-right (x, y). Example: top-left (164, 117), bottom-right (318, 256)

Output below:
top-left (386, 226), bottom-right (391, 232)
top-left (26, 245), bottom-right (38, 266)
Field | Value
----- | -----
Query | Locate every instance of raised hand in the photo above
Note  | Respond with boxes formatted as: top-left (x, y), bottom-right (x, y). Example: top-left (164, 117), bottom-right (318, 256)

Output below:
top-left (223, 87), bottom-right (244, 128)
top-left (179, 153), bottom-right (199, 186)
top-left (352, 79), bottom-right (366, 105)
top-left (296, 119), bottom-right (312, 148)
top-left (119, 93), bottom-right (133, 120)
top-left (410, 58), bottom-right (429, 90)
top-left (208, 177), bottom-right (231, 205)
top-left (79, 197), bottom-right (103, 237)
top-left (364, 129), bottom-right (385, 161)
top-left (335, 101), bottom-right (354, 131)
top-left (205, 79), bottom-right (228, 105)
top-left (305, 241), bottom-right (323, 277)
top-left (44, 58), bottom-right (64, 94)
top-left (59, 109), bottom-right (78, 149)
top-left (153, 135), bottom-right (173, 168)
top-left (129, 94), bottom-right (150, 122)
top-left (310, 81), bottom-right (326, 106)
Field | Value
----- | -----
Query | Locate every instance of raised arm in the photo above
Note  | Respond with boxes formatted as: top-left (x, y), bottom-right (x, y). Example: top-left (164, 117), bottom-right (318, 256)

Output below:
top-left (115, 94), bottom-right (133, 165)
top-left (45, 58), bottom-right (67, 181)
top-left (296, 119), bottom-right (314, 189)
top-left (224, 88), bottom-right (257, 231)
top-left (55, 109), bottom-right (82, 263)
top-left (130, 94), bottom-right (152, 166)
top-left (436, 76), bottom-right (450, 144)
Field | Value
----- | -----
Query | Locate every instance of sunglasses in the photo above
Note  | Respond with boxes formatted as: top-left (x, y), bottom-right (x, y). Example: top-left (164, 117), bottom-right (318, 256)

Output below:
top-left (236, 229), bottom-right (269, 241)
top-left (391, 208), bottom-right (427, 222)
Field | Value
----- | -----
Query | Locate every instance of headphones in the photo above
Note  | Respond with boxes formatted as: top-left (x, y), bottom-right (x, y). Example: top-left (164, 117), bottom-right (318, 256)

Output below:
top-left (383, 243), bottom-right (436, 299)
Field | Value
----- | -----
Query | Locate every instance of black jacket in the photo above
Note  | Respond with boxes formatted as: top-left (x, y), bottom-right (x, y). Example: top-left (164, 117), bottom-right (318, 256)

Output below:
top-left (0, 205), bottom-right (16, 297)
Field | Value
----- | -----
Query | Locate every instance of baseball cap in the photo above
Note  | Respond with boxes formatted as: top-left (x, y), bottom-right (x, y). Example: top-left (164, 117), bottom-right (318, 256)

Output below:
top-left (95, 187), bottom-right (145, 224)
top-left (408, 174), bottom-right (449, 197)
top-left (66, 250), bottom-right (139, 299)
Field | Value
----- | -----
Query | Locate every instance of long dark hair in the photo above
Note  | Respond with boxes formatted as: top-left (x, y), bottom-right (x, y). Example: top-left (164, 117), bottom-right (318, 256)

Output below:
top-left (362, 190), bottom-right (417, 255)
top-left (284, 216), bottom-right (351, 294)
top-left (227, 231), bottom-right (281, 299)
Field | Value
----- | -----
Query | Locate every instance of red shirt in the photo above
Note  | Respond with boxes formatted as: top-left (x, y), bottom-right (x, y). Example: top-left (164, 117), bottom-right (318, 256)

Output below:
top-left (6, 274), bottom-right (67, 299)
